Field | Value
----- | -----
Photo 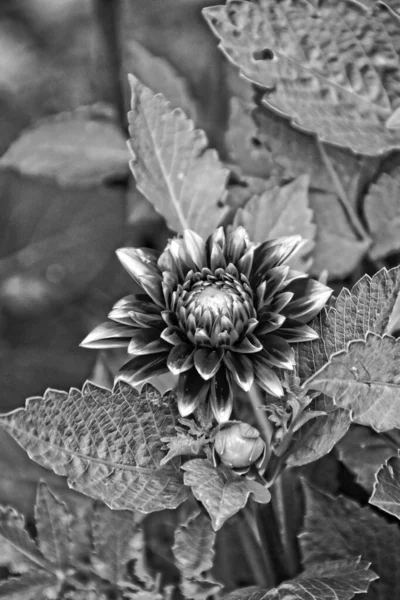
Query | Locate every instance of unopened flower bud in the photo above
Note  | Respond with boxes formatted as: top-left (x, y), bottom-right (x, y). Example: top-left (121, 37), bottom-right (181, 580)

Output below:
top-left (214, 421), bottom-right (265, 469)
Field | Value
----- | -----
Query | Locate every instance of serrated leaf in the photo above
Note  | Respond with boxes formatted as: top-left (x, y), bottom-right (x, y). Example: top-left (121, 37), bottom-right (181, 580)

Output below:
top-left (305, 333), bottom-right (400, 431)
top-left (370, 453), bottom-right (400, 519)
top-left (91, 505), bottom-right (139, 585)
top-left (225, 99), bottom-right (280, 179)
top-left (233, 174), bottom-right (315, 270)
top-left (182, 459), bottom-right (270, 530)
top-left (123, 38), bottom-right (197, 121)
top-left (0, 382), bottom-right (188, 513)
top-left (34, 482), bottom-right (72, 567)
top-left (0, 105), bottom-right (129, 187)
top-left (253, 106), bottom-right (370, 202)
top-left (225, 558), bottom-right (375, 600)
top-left (287, 406), bottom-right (351, 467)
top-left (127, 75), bottom-right (229, 237)
top-left (364, 166), bottom-right (400, 260)
top-left (0, 508), bottom-right (51, 573)
top-left (161, 431), bottom-right (208, 465)
top-left (337, 425), bottom-right (399, 492)
top-left (296, 265), bottom-right (400, 381)
top-left (0, 571), bottom-right (59, 600)
top-left (173, 509), bottom-right (216, 578)
top-left (300, 483), bottom-right (400, 599)
top-left (204, 0), bottom-right (400, 155)
top-left (308, 191), bottom-right (370, 279)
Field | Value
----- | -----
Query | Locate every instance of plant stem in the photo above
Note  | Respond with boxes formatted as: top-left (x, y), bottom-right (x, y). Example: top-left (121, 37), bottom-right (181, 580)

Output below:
top-left (271, 471), bottom-right (299, 578)
top-left (248, 384), bottom-right (273, 462)
top-left (317, 139), bottom-right (368, 241)
top-left (241, 506), bottom-right (277, 588)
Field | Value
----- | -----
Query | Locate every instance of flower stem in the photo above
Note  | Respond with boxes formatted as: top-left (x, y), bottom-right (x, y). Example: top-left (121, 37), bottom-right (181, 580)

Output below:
top-left (248, 384), bottom-right (273, 462)
top-left (271, 469), bottom-right (300, 578)
top-left (241, 505), bottom-right (277, 588)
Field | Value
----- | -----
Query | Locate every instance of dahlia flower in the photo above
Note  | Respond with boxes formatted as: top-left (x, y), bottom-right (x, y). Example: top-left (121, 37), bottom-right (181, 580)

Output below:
top-left (82, 227), bottom-right (331, 422)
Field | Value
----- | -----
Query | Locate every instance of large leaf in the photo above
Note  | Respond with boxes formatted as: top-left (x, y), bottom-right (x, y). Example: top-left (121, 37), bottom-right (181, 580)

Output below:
top-left (308, 191), bottom-right (370, 280)
top-left (233, 174), bottom-right (315, 270)
top-left (337, 425), bottom-right (400, 492)
top-left (300, 483), bottom-right (400, 599)
top-left (364, 165), bottom-right (400, 260)
top-left (34, 483), bottom-right (72, 567)
top-left (91, 505), bottom-right (140, 585)
top-left (0, 508), bottom-right (51, 573)
top-left (204, 0), bottom-right (400, 155)
top-left (305, 333), bottom-right (400, 431)
top-left (0, 105), bottom-right (129, 187)
top-left (173, 509), bottom-right (222, 600)
top-left (127, 75), bottom-right (229, 237)
top-left (182, 459), bottom-right (270, 530)
top-left (0, 382), bottom-right (188, 512)
top-left (224, 558), bottom-right (376, 600)
top-left (0, 571), bottom-right (59, 600)
top-left (370, 453), bottom-right (400, 520)
top-left (296, 265), bottom-right (400, 381)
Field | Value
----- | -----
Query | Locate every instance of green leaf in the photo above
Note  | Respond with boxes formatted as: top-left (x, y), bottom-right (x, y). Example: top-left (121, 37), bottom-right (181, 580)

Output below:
top-left (305, 333), bottom-right (400, 431)
top-left (233, 174), bottom-right (315, 270)
top-left (34, 482), bottom-right (72, 567)
top-left (0, 508), bottom-right (51, 573)
top-left (296, 265), bottom-right (400, 381)
top-left (173, 509), bottom-right (222, 599)
top-left (173, 509), bottom-right (216, 578)
top-left (308, 191), bottom-right (370, 280)
top-left (0, 105), bottom-right (129, 187)
top-left (123, 38), bottom-right (197, 121)
top-left (364, 166), bottom-right (400, 260)
top-left (0, 382), bottom-right (188, 513)
top-left (287, 404), bottom-right (351, 467)
top-left (204, 0), bottom-right (400, 155)
top-left (0, 571), bottom-right (59, 600)
top-left (337, 425), bottom-right (400, 492)
top-left (182, 459), bottom-right (270, 530)
top-left (128, 75), bottom-right (229, 237)
top-left (91, 506), bottom-right (140, 585)
top-left (370, 453), bottom-right (400, 520)
top-left (301, 483), bottom-right (400, 598)
top-left (224, 559), bottom-right (376, 600)
top-left (225, 99), bottom-right (279, 179)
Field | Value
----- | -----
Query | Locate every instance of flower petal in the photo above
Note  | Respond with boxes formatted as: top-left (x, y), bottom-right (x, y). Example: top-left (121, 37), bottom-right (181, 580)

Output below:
top-left (252, 236), bottom-right (304, 281)
top-left (206, 227), bottom-right (226, 263)
top-left (258, 334), bottom-right (295, 370)
top-left (167, 345), bottom-right (195, 374)
top-left (225, 226), bottom-right (250, 264)
top-left (128, 311), bottom-right (164, 329)
top-left (116, 248), bottom-right (164, 307)
top-left (268, 292), bottom-right (294, 313)
top-left (81, 322), bottom-right (134, 349)
top-left (210, 367), bottom-right (233, 422)
top-left (117, 353), bottom-right (169, 386)
top-left (256, 312), bottom-right (286, 336)
top-left (253, 353), bottom-right (284, 397)
top-left (223, 352), bottom-right (254, 391)
top-left (281, 278), bottom-right (332, 323)
top-left (161, 326), bottom-right (186, 345)
top-left (176, 369), bottom-right (210, 417)
top-left (210, 241), bottom-right (227, 270)
top-left (194, 348), bottom-right (224, 380)
top-left (277, 318), bottom-right (319, 342)
top-left (231, 334), bottom-right (263, 353)
top-left (127, 328), bottom-right (170, 355)
top-left (183, 230), bottom-right (207, 269)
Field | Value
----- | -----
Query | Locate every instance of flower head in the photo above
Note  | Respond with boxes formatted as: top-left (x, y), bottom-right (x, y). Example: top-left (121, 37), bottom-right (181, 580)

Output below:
top-left (213, 421), bottom-right (266, 472)
top-left (81, 227), bottom-right (331, 422)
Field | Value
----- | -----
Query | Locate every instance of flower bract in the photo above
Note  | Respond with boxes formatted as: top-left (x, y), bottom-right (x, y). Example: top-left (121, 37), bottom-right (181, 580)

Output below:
top-left (81, 227), bottom-right (331, 422)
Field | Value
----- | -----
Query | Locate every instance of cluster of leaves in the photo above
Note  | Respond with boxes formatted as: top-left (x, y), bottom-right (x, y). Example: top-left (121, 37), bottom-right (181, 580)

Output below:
top-left (2, 0), bottom-right (400, 599)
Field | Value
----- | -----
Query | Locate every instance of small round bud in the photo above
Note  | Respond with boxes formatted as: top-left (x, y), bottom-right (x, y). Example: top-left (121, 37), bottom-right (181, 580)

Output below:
top-left (214, 421), bottom-right (265, 469)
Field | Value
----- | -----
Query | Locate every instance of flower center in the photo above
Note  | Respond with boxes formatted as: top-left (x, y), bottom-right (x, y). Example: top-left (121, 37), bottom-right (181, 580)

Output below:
top-left (174, 268), bottom-right (257, 347)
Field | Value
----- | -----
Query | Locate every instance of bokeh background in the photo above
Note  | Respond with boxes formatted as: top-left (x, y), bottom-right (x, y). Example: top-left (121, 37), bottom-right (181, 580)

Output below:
top-left (0, 0), bottom-right (237, 517)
